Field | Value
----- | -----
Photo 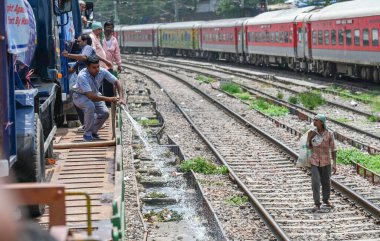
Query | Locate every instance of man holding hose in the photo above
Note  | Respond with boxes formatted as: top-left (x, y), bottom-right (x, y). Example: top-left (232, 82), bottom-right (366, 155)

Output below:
top-left (73, 56), bottom-right (125, 142)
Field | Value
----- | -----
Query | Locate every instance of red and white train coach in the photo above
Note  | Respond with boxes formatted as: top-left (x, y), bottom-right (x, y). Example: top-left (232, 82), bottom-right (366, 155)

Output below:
top-left (244, 7), bottom-right (316, 68)
top-left (200, 18), bottom-right (246, 62)
top-left (120, 24), bottom-right (162, 54)
top-left (307, 0), bottom-right (380, 82)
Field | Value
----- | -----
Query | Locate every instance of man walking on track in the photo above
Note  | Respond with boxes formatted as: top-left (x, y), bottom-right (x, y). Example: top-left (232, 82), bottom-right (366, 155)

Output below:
top-left (73, 56), bottom-right (125, 142)
top-left (307, 114), bottom-right (337, 212)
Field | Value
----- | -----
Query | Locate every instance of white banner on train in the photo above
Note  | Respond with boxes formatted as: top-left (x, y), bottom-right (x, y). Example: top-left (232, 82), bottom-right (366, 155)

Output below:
top-left (5, 0), bottom-right (34, 54)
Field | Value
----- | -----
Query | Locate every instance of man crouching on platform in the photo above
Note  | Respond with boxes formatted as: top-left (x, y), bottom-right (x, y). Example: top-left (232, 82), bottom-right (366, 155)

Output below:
top-left (73, 56), bottom-right (125, 142)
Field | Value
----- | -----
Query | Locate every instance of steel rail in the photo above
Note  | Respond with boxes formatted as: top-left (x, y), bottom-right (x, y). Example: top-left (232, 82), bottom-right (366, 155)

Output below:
top-left (124, 61), bottom-right (380, 229)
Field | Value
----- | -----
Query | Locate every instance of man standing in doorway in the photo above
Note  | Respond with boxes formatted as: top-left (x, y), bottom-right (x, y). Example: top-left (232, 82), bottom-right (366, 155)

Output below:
top-left (73, 56), bottom-right (125, 142)
top-left (102, 21), bottom-right (122, 100)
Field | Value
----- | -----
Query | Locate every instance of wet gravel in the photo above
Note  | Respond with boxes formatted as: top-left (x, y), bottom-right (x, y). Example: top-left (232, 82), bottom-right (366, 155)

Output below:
top-left (126, 70), bottom-right (275, 240)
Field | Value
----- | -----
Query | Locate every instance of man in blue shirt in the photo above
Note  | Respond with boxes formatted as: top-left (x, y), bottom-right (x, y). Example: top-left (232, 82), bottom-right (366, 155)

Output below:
top-left (73, 56), bottom-right (125, 141)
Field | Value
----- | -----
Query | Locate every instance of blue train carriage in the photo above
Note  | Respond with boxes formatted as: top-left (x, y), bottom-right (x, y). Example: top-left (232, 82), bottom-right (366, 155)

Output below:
top-left (159, 21), bottom-right (203, 57)
top-left (0, 0), bottom-right (82, 216)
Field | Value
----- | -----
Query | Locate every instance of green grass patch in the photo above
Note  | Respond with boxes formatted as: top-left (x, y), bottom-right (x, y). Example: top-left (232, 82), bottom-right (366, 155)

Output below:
top-left (288, 96), bottom-right (299, 105)
top-left (146, 191), bottom-right (168, 199)
top-left (368, 115), bottom-right (380, 122)
top-left (277, 91), bottom-right (284, 100)
top-left (250, 98), bottom-right (289, 117)
top-left (328, 85), bottom-right (380, 108)
top-left (179, 157), bottom-right (229, 175)
top-left (226, 196), bottom-right (249, 206)
top-left (195, 74), bottom-right (215, 84)
top-left (138, 118), bottom-right (160, 126)
top-left (334, 117), bottom-right (351, 123)
top-left (234, 92), bottom-right (252, 100)
top-left (297, 91), bottom-right (326, 110)
top-left (220, 83), bottom-right (242, 94)
top-left (337, 148), bottom-right (380, 174)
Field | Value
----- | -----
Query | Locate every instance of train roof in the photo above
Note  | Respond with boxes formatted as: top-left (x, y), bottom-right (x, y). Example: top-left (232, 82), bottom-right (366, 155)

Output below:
top-left (244, 6), bottom-right (316, 25)
top-left (120, 23), bottom-right (162, 31)
top-left (309, 0), bottom-right (380, 21)
top-left (201, 18), bottom-right (246, 28)
top-left (159, 21), bottom-right (204, 30)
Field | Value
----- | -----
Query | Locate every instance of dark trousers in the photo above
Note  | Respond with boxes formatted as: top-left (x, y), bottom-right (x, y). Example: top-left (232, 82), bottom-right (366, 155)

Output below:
top-left (102, 69), bottom-right (115, 107)
top-left (311, 164), bottom-right (331, 206)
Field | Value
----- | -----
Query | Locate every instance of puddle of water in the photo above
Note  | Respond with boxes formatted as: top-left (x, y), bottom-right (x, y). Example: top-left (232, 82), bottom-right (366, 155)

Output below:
top-left (123, 105), bottom-right (214, 241)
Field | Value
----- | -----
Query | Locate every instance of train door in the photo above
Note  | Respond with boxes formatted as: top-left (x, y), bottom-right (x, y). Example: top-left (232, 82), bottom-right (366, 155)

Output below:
top-left (237, 24), bottom-right (244, 55)
top-left (296, 22), bottom-right (305, 59)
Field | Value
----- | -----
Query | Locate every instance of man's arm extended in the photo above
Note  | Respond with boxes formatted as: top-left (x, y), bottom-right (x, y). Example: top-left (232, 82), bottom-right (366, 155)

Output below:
top-left (84, 92), bottom-right (119, 103)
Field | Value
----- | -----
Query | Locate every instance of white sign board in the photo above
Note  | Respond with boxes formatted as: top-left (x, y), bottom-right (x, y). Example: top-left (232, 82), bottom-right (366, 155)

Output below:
top-left (6, 0), bottom-right (32, 54)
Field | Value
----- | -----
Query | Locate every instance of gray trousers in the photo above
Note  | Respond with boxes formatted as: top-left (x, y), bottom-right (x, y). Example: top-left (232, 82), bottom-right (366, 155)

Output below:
top-left (73, 94), bottom-right (109, 136)
top-left (311, 164), bottom-right (331, 206)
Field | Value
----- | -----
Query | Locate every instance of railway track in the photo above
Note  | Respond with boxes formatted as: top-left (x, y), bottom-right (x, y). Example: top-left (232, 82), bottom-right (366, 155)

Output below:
top-left (123, 60), bottom-right (380, 240)
top-left (124, 55), bottom-right (380, 153)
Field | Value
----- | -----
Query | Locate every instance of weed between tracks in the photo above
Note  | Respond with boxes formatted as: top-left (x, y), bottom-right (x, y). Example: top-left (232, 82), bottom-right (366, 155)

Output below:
top-left (179, 157), bottom-right (229, 175)
top-left (196, 74), bottom-right (215, 84)
top-left (337, 149), bottom-right (380, 174)
top-left (297, 91), bottom-right (326, 110)
top-left (250, 98), bottom-right (289, 117)
top-left (144, 208), bottom-right (183, 222)
top-left (146, 192), bottom-right (168, 199)
top-left (220, 83), bottom-right (242, 94)
top-left (226, 196), bottom-right (249, 206)
top-left (138, 118), bottom-right (160, 126)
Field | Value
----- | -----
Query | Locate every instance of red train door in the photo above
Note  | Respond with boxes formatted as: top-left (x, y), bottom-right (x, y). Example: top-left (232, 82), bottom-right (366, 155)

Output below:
top-left (296, 22), bottom-right (304, 59)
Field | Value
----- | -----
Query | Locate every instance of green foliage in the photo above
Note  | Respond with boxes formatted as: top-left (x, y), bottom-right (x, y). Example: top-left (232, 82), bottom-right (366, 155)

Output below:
top-left (250, 98), bottom-right (289, 117)
top-left (138, 118), bottom-right (160, 126)
top-left (337, 149), bottom-right (380, 174)
top-left (288, 96), bottom-right (299, 105)
top-left (277, 91), bottom-right (284, 100)
top-left (334, 117), bottom-right (351, 123)
top-left (368, 115), bottom-right (380, 122)
top-left (327, 85), bottom-right (380, 111)
top-left (98, 0), bottom-right (197, 25)
top-left (234, 92), bottom-right (252, 100)
top-left (146, 191), bottom-right (168, 199)
top-left (144, 208), bottom-right (182, 222)
top-left (179, 157), bottom-right (229, 175)
top-left (196, 74), bottom-right (215, 84)
top-left (297, 91), bottom-right (326, 110)
top-left (220, 83), bottom-right (242, 94)
top-left (216, 0), bottom-right (261, 18)
top-left (226, 196), bottom-right (249, 206)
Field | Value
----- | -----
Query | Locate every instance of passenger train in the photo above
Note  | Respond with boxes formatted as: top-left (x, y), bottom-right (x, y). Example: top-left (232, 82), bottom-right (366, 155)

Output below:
top-left (115, 0), bottom-right (380, 83)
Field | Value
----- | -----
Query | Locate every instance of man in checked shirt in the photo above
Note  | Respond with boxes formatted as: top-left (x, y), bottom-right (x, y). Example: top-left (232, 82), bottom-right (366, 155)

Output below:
top-left (307, 114), bottom-right (337, 212)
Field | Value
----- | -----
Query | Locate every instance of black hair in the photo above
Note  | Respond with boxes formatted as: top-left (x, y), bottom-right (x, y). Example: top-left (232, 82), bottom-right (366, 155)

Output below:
top-left (80, 33), bottom-right (92, 46)
top-left (86, 56), bottom-right (100, 65)
top-left (104, 21), bottom-right (114, 29)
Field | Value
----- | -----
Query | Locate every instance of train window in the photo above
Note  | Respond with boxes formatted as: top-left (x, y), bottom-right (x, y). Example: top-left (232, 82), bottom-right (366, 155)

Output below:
top-left (331, 30), bottom-right (336, 45)
top-left (276, 32), bottom-right (279, 43)
top-left (324, 30), bottom-right (330, 45)
top-left (338, 30), bottom-right (344, 45)
top-left (354, 29), bottom-right (360, 46)
top-left (363, 29), bottom-right (369, 46)
top-left (266, 32), bottom-right (270, 42)
top-left (346, 30), bottom-right (352, 45)
top-left (280, 32), bottom-right (283, 43)
top-left (318, 30), bottom-right (323, 45)
top-left (372, 29), bottom-right (379, 46)
top-left (312, 31), bottom-right (316, 45)
top-left (271, 32), bottom-right (274, 42)
top-left (284, 31), bottom-right (289, 43)
top-left (289, 31), bottom-right (292, 43)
